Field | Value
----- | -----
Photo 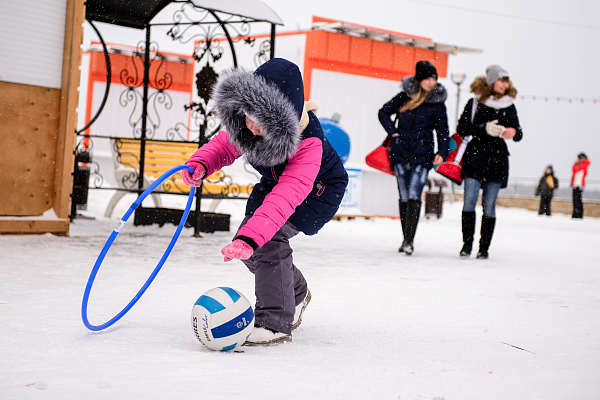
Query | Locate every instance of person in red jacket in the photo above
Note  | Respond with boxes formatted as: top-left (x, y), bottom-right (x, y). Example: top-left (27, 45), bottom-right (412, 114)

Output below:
top-left (571, 153), bottom-right (591, 218)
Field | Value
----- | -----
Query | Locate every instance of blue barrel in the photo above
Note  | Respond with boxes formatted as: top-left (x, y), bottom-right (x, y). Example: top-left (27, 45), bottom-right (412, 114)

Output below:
top-left (319, 117), bottom-right (351, 164)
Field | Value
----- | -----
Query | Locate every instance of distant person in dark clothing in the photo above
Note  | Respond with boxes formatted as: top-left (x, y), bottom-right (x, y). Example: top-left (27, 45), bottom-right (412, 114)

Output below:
top-left (571, 153), bottom-right (590, 218)
top-left (535, 165), bottom-right (558, 216)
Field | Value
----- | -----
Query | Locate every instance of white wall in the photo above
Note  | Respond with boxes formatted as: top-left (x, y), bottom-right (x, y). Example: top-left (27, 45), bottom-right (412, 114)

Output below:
top-left (310, 69), bottom-right (400, 167)
top-left (0, 0), bottom-right (67, 88)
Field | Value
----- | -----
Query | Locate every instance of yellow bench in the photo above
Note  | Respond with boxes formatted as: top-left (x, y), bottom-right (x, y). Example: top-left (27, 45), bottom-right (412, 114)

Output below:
top-left (104, 138), bottom-right (253, 217)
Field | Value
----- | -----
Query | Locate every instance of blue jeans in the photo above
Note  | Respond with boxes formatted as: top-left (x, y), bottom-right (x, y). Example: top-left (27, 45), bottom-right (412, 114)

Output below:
top-left (462, 178), bottom-right (501, 218)
top-left (393, 163), bottom-right (429, 202)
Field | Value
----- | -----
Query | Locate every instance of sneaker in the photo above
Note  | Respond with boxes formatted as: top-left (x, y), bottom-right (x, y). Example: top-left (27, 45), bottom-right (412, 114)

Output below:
top-left (292, 290), bottom-right (312, 330)
top-left (476, 250), bottom-right (489, 259)
top-left (244, 326), bottom-right (291, 346)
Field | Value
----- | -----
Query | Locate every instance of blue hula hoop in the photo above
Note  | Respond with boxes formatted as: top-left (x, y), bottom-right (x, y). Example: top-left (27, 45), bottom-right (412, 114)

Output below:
top-left (81, 164), bottom-right (196, 331)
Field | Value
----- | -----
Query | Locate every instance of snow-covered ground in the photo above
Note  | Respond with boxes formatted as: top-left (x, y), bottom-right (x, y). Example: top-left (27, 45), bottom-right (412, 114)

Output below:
top-left (1, 191), bottom-right (599, 399)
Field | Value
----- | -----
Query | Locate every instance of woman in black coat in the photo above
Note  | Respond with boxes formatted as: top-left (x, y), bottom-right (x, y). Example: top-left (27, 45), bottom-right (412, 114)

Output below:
top-left (378, 61), bottom-right (450, 255)
top-left (457, 65), bottom-right (523, 259)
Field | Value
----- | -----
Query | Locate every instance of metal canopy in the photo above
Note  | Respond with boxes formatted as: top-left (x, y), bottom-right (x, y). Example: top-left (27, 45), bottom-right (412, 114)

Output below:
top-left (86, 0), bottom-right (174, 29)
top-left (313, 20), bottom-right (482, 55)
top-left (86, 0), bottom-right (284, 29)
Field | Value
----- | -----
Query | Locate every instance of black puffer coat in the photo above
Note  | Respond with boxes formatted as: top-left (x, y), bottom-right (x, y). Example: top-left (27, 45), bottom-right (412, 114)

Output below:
top-left (378, 76), bottom-right (450, 169)
top-left (457, 97), bottom-right (523, 188)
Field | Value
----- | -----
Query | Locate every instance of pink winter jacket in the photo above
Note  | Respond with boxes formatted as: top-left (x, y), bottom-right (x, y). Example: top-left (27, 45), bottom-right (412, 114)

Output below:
top-left (186, 131), bottom-right (322, 247)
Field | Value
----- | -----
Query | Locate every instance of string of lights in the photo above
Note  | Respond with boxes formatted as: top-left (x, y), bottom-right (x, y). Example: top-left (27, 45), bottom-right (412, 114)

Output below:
top-left (457, 89), bottom-right (599, 104)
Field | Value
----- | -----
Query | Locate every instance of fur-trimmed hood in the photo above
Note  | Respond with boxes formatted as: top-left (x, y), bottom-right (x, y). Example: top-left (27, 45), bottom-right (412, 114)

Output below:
top-left (401, 75), bottom-right (448, 104)
top-left (211, 58), bottom-right (303, 167)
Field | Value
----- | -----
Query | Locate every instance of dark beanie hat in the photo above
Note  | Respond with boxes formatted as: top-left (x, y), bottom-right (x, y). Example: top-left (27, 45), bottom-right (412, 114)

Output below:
top-left (414, 61), bottom-right (438, 82)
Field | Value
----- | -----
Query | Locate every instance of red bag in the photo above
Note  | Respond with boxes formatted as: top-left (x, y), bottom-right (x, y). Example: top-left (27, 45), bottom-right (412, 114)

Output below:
top-left (434, 133), bottom-right (470, 185)
top-left (365, 138), bottom-right (394, 176)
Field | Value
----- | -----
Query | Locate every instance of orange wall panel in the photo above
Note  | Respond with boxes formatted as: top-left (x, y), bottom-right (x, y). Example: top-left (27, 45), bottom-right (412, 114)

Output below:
top-left (372, 41), bottom-right (394, 70)
top-left (393, 45), bottom-right (415, 75)
top-left (88, 52), bottom-right (193, 92)
top-left (349, 36), bottom-right (372, 66)
top-left (327, 33), bottom-right (351, 63)
top-left (434, 52), bottom-right (448, 78)
top-left (306, 30), bottom-right (329, 59)
top-left (414, 48), bottom-right (436, 65)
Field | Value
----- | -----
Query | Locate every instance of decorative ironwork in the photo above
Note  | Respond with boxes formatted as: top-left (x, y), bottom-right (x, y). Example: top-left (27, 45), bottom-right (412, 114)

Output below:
top-left (118, 41), bottom-right (174, 139)
top-left (113, 139), bottom-right (140, 190)
top-left (74, 139), bottom-right (104, 188)
top-left (75, 1), bottom-right (278, 232)
top-left (196, 64), bottom-right (218, 104)
top-left (254, 39), bottom-right (272, 67)
top-left (166, 4), bottom-right (252, 46)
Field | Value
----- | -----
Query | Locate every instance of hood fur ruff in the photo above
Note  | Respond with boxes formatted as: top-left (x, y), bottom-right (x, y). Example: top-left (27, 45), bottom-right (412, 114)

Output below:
top-left (212, 68), bottom-right (301, 167)
top-left (401, 75), bottom-right (448, 103)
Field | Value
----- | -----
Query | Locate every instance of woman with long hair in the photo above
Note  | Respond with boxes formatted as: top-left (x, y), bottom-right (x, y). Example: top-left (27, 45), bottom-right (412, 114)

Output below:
top-left (457, 65), bottom-right (523, 259)
top-left (378, 61), bottom-right (450, 255)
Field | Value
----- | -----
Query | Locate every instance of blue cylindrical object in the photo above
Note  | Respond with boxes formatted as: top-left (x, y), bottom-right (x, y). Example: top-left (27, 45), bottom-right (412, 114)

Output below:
top-left (319, 117), bottom-right (351, 164)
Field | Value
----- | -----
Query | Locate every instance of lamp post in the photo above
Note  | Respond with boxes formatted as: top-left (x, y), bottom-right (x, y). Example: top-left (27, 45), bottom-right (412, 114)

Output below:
top-left (451, 71), bottom-right (466, 131)
top-left (448, 72), bottom-right (466, 203)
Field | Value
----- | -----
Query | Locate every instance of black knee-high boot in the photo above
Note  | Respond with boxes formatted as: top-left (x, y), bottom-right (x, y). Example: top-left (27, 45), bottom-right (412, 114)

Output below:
top-left (477, 216), bottom-right (496, 259)
top-left (398, 201), bottom-right (408, 252)
top-left (404, 199), bottom-right (422, 256)
top-left (460, 211), bottom-right (476, 257)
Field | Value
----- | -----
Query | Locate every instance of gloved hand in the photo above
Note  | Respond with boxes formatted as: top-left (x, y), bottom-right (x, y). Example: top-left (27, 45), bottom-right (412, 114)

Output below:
top-left (182, 161), bottom-right (205, 187)
top-left (485, 120), bottom-right (506, 137)
top-left (221, 239), bottom-right (254, 262)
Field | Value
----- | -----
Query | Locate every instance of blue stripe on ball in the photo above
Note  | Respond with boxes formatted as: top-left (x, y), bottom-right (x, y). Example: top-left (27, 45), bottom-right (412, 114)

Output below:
top-left (211, 306), bottom-right (254, 339)
top-left (219, 287), bottom-right (241, 303)
top-left (195, 295), bottom-right (225, 314)
top-left (221, 343), bottom-right (238, 351)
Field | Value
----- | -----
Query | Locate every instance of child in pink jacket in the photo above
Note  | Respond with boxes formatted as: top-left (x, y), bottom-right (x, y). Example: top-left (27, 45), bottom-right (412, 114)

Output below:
top-left (183, 58), bottom-right (348, 345)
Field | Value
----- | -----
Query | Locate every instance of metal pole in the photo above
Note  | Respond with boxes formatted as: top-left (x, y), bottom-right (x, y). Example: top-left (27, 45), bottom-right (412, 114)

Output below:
top-left (139, 25), bottom-right (151, 192)
top-left (454, 82), bottom-right (461, 132)
top-left (450, 81), bottom-right (463, 203)
top-left (270, 24), bottom-right (276, 59)
top-left (193, 119), bottom-right (206, 238)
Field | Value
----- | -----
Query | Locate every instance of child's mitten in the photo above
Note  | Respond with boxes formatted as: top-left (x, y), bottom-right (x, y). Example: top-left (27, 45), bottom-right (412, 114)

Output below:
top-left (182, 162), bottom-right (205, 187)
top-left (221, 239), bottom-right (254, 262)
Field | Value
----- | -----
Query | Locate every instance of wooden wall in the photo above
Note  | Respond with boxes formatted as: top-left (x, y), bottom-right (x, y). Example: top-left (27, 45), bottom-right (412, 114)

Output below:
top-left (0, 82), bottom-right (61, 215)
top-left (0, 0), bottom-right (85, 234)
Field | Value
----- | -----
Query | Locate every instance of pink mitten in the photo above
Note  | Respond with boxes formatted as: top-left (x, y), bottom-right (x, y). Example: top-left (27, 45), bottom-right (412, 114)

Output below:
top-left (221, 239), bottom-right (254, 262)
top-left (182, 162), bottom-right (205, 187)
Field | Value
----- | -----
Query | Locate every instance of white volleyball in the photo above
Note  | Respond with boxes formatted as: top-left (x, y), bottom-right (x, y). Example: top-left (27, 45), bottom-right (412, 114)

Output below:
top-left (191, 287), bottom-right (254, 351)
